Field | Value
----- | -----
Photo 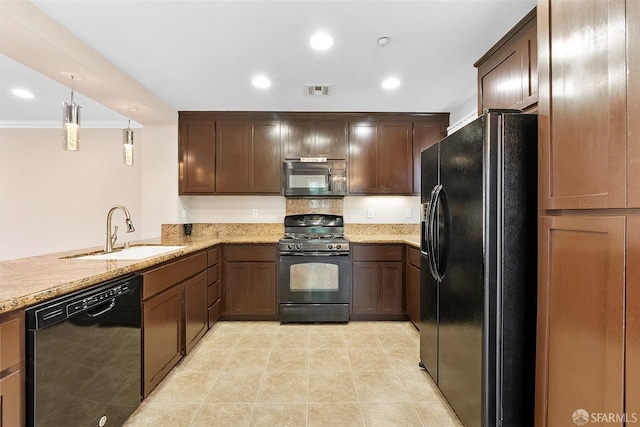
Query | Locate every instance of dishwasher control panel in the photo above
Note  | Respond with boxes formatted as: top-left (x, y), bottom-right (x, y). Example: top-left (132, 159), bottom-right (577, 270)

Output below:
top-left (27, 276), bottom-right (139, 330)
top-left (67, 283), bottom-right (130, 315)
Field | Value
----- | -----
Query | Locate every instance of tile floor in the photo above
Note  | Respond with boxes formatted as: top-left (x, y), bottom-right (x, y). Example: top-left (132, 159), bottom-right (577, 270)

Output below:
top-left (124, 321), bottom-right (463, 427)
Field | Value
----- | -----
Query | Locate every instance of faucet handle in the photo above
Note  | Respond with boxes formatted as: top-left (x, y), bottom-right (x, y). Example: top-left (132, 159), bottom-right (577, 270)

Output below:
top-left (111, 225), bottom-right (119, 246)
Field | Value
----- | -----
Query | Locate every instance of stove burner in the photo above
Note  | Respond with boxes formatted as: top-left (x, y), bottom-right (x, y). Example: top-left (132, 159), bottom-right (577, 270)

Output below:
top-left (280, 214), bottom-right (350, 255)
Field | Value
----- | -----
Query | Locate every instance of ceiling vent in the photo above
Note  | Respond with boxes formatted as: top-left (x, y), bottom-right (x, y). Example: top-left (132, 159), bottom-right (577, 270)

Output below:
top-left (305, 84), bottom-right (331, 96)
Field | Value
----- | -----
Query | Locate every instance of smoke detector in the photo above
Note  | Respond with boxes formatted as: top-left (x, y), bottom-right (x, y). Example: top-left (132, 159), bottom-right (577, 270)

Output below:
top-left (305, 84), bottom-right (331, 96)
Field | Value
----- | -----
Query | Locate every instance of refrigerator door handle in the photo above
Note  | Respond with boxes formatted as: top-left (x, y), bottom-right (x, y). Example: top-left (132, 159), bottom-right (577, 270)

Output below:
top-left (427, 184), bottom-right (442, 281)
top-left (420, 202), bottom-right (430, 257)
top-left (432, 186), bottom-right (449, 281)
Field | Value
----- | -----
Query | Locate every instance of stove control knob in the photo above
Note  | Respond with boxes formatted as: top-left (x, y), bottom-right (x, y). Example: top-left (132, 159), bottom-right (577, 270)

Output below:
top-left (288, 243), bottom-right (295, 250)
top-left (336, 244), bottom-right (342, 250)
top-left (295, 243), bottom-right (302, 250)
top-left (327, 244), bottom-right (333, 250)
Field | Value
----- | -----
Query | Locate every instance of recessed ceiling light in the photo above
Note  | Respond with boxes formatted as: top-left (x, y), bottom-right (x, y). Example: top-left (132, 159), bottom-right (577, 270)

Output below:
top-left (377, 36), bottom-right (391, 46)
top-left (252, 76), bottom-right (271, 88)
top-left (12, 88), bottom-right (34, 99)
top-left (310, 33), bottom-right (334, 50)
top-left (382, 77), bottom-right (401, 89)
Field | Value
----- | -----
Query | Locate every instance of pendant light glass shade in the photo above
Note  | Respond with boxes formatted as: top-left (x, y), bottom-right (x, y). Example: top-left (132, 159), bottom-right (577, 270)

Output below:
top-left (123, 120), bottom-right (134, 166)
top-left (62, 92), bottom-right (81, 151)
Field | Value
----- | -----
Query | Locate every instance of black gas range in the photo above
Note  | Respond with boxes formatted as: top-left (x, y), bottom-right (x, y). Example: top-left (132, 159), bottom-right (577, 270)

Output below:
top-left (278, 214), bottom-right (351, 323)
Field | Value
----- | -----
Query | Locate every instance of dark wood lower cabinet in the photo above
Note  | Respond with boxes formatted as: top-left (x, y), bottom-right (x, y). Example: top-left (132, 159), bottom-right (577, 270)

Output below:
top-left (142, 285), bottom-right (183, 397)
top-left (222, 244), bottom-right (278, 319)
top-left (142, 251), bottom-right (208, 397)
top-left (0, 310), bottom-right (25, 427)
top-left (405, 246), bottom-right (421, 329)
top-left (536, 215), bottom-right (625, 425)
top-left (184, 271), bottom-right (208, 355)
top-left (627, 217), bottom-right (640, 416)
top-left (351, 244), bottom-right (405, 320)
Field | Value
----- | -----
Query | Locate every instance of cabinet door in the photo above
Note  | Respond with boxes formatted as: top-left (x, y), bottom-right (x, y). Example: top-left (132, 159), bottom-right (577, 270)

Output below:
top-left (413, 122), bottom-right (446, 194)
top-left (351, 262), bottom-right (378, 315)
top-left (378, 262), bottom-right (403, 314)
top-left (249, 121), bottom-right (281, 193)
top-left (629, 0), bottom-right (640, 207)
top-left (0, 370), bottom-right (24, 427)
top-left (0, 311), bottom-right (24, 427)
top-left (282, 121), bottom-right (314, 158)
top-left (250, 263), bottom-right (277, 315)
top-left (627, 217), bottom-right (640, 416)
top-left (536, 215), bottom-right (625, 426)
top-left (378, 123), bottom-right (412, 194)
top-left (179, 119), bottom-right (215, 194)
top-left (349, 122), bottom-right (412, 194)
top-left (349, 123), bottom-right (378, 193)
top-left (216, 121), bottom-right (280, 193)
top-left (406, 262), bottom-right (420, 328)
top-left (283, 120), bottom-right (347, 159)
top-left (142, 285), bottom-right (184, 397)
top-left (224, 262), bottom-right (252, 315)
top-left (538, 0), bottom-right (626, 209)
top-left (315, 121), bottom-right (347, 159)
top-left (184, 271), bottom-right (208, 355)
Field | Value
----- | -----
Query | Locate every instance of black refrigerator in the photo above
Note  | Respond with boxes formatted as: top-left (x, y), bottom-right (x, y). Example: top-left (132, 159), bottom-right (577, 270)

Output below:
top-left (419, 110), bottom-right (537, 427)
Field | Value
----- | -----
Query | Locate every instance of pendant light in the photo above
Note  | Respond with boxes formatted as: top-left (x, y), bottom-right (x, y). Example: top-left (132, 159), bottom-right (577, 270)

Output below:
top-left (61, 72), bottom-right (82, 151)
top-left (122, 106), bottom-right (136, 166)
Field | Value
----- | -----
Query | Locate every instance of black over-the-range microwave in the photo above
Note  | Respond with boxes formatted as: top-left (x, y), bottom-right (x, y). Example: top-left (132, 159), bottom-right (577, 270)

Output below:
top-left (282, 158), bottom-right (347, 197)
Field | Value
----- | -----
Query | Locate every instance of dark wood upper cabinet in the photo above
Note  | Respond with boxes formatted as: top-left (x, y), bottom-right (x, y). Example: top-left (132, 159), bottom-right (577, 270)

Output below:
top-left (178, 119), bottom-right (215, 194)
top-left (216, 120), bottom-right (281, 194)
top-left (349, 121), bottom-right (413, 195)
top-left (538, 0), bottom-right (626, 209)
top-left (475, 8), bottom-right (537, 114)
top-left (282, 118), bottom-right (347, 159)
top-left (628, 0), bottom-right (640, 208)
top-left (413, 121), bottom-right (447, 194)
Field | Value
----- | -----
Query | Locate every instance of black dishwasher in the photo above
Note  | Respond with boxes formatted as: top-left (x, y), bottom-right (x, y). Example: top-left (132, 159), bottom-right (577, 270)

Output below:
top-left (26, 274), bottom-right (142, 427)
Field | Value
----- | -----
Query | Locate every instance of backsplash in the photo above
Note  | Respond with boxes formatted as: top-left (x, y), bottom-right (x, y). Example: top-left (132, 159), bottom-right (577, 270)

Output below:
top-left (285, 198), bottom-right (343, 215)
top-left (162, 222), bottom-right (419, 239)
top-left (345, 223), bottom-right (420, 235)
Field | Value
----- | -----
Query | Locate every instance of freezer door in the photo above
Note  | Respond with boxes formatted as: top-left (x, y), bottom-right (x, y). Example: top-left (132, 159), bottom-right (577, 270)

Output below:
top-left (419, 143), bottom-right (440, 381)
top-left (437, 115), bottom-right (486, 427)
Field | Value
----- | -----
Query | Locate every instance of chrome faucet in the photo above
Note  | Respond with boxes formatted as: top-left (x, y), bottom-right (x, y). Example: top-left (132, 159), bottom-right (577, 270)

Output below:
top-left (105, 205), bottom-right (135, 253)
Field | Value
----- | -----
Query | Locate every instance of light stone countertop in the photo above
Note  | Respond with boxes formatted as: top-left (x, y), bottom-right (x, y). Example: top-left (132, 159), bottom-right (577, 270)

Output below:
top-left (0, 233), bottom-right (419, 315)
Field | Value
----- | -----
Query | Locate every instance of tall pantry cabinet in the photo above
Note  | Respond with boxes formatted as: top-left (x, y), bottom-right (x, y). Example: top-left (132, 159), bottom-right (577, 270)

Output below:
top-left (536, 1), bottom-right (639, 426)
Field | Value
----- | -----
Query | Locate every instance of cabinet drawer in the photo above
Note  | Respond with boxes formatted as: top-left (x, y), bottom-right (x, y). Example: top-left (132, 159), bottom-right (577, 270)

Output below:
top-left (352, 244), bottom-right (403, 262)
top-left (143, 252), bottom-right (207, 300)
top-left (224, 244), bottom-right (277, 262)
top-left (407, 246), bottom-right (421, 268)
top-left (208, 264), bottom-right (220, 285)
top-left (207, 246), bottom-right (220, 267)
top-left (208, 281), bottom-right (221, 306)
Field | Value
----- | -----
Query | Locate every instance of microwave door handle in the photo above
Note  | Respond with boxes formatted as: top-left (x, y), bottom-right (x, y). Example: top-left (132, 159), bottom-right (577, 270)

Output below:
top-left (328, 168), bottom-right (332, 191)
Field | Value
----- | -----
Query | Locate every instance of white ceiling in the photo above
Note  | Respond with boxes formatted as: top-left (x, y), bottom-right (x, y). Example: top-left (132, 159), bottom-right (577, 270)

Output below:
top-left (0, 0), bottom-right (536, 126)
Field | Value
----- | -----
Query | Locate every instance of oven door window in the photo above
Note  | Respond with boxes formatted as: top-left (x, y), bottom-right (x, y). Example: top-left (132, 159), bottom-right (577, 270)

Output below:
top-left (288, 174), bottom-right (328, 190)
top-left (290, 262), bottom-right (339, 291)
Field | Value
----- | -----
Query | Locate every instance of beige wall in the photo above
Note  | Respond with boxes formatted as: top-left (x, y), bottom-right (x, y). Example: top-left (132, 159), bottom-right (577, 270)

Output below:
top-left (0, 127), bottom-right (143, 260)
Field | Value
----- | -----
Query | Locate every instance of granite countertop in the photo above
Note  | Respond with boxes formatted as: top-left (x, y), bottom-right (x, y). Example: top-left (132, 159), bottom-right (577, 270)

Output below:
top-left (0, 233), bottom-right (419, 315)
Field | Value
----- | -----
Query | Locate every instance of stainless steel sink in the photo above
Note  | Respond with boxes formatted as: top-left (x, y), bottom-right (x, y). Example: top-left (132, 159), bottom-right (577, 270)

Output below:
top-left (72, 245), bottom-right (185, 260)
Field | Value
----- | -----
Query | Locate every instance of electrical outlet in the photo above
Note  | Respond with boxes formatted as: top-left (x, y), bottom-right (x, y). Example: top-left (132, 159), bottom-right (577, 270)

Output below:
top-left (253, 209), bottom-right (259, 218)
top-left (181, 208), bottom-right (187, 218)
top-left (405, 208), bottom-right (412, 218)
top-left (367, 208), bottom-right (374, 218)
